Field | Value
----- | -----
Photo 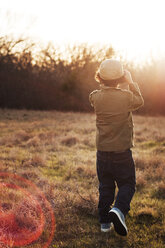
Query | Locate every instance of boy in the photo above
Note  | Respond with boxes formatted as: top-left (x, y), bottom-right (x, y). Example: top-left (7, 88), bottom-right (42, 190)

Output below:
top-left (89, 59), bottom-right (144, 236)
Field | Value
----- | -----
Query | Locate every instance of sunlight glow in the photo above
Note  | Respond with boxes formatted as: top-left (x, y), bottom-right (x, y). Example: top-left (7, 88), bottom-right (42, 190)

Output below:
top-left (1, 0), bottom-right (165, 62)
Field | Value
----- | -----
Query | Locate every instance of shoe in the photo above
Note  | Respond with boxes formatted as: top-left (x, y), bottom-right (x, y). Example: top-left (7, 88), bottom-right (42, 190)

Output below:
top-left (109, 207), bottom-right (127, 236)
top-left (101, 223), bottom-right (112, 232)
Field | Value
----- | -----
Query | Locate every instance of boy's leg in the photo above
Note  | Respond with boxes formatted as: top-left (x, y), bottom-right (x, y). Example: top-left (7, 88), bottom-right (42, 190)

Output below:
top-left (113, 150), bottom-right (136, 216)
top-left (96, 151), bottom-right (116, 223)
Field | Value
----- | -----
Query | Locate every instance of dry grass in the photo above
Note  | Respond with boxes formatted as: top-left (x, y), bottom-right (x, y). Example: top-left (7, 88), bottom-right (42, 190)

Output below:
top-left (0, 109), bottom-right (164, 248)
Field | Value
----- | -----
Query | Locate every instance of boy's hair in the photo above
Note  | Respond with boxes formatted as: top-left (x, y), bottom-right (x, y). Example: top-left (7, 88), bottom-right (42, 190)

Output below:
top-left (95, 71), bottom-right (125, 87)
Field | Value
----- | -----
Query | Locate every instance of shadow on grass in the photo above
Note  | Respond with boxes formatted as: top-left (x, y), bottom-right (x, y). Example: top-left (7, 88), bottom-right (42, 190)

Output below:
top-left (94, 233), bottom-right (128, 248)
top-left (134, 210), bottom-right (160, 226)
top-left (151, 187), bottom-right (165, 200)
top-left (60, 229), bottom-right (129, 248)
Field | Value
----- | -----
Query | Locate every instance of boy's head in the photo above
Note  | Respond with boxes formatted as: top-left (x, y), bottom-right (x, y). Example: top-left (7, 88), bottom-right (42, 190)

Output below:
top-left (95, 59), bottom-right (125, 87)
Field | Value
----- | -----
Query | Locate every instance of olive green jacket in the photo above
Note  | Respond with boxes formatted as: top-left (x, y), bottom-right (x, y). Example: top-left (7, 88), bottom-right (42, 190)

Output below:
top-left (89, 82), bottom-right (144, 151)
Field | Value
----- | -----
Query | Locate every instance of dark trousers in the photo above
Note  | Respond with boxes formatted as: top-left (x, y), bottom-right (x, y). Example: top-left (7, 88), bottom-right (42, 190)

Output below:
top-left (96, 149), bottom-right (136, 223)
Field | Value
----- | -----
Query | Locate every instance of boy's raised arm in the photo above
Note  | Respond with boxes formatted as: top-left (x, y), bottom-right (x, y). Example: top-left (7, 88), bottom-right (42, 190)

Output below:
top-left (128, 81), bottom-right (144, 111)
top-left (124, 70), bottom-right (144, 111)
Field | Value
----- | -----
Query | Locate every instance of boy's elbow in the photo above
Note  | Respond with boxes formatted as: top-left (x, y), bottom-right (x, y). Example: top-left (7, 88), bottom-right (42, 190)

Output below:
top-left (141, 97), bottom-right (144, 107)
top-left (134, 98), bottom-right (144, 110)
top-left (138, 95), bottom-right (144, 107)
top-left (131, 96), bottom-right (144, 111)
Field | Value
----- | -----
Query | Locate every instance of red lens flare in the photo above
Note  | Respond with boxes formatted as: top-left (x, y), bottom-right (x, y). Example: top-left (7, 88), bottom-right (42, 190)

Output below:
top-left (0, 172), bottom-right (55, 248)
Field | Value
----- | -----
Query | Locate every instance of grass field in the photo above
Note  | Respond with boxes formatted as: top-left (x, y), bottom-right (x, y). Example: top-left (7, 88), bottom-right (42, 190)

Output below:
top-left (0, 109), bottom-right (165, 248)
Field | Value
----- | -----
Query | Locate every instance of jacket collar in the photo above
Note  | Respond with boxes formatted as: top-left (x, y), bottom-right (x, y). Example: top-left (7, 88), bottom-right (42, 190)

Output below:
top-left (100, 84), bottom-right (118, 90)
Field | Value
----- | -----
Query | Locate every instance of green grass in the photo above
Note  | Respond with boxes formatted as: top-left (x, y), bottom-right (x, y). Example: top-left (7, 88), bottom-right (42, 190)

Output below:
top-left (0, 109), bottom-right (164, 248)
top-left (140, 140), bottom-right (165, 149)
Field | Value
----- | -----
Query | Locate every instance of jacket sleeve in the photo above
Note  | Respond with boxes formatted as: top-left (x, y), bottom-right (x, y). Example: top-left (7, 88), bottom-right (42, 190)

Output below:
top-left (89, 90), bottom-right (98, 107)
top-left (128, 82), bottom-right (144, 111)
top-left (89, 92), bottom-right (94, 107)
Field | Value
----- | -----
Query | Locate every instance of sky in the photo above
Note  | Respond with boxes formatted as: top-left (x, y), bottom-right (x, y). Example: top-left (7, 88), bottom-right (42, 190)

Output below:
top-left (1, 0), bottom-right (165, 62)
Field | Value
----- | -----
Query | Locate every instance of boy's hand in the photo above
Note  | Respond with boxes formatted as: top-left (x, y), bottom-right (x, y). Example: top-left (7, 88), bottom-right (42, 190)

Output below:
top-left (123, 70), bottom-right (134, 85)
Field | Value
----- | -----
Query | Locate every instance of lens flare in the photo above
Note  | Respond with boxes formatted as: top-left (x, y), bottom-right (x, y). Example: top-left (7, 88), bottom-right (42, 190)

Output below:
top-left (0, 172), bottom-right (55, 248)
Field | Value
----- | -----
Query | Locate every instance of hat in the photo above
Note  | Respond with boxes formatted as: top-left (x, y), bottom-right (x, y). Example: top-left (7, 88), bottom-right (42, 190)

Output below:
top-left (98, 59), bottom-right (124, 80)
